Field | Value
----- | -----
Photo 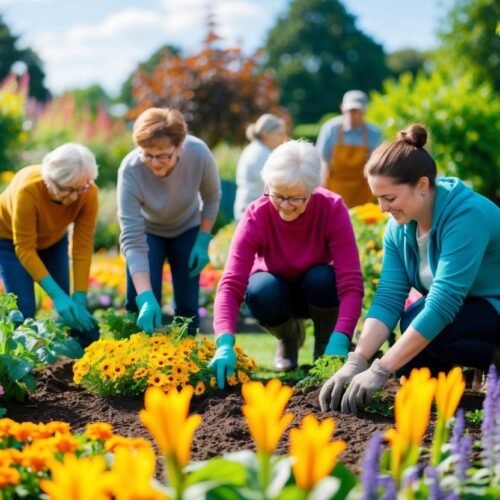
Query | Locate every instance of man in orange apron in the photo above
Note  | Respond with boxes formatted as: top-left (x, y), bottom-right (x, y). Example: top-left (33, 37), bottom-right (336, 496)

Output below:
top-left (316, 90), bottom-right (381, 208)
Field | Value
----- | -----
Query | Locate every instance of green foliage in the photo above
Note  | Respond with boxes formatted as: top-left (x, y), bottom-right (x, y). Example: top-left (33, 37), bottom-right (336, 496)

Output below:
top-left (0, 293), bottom-right (83, 401)
top-left (435, 0), bottom-right (500, 91)
top-left (465, 409), bottom-right (483, 425)
top-left (213, 142), bottom-right (241, 182)
top-left (387, 48), bottom-right (430, 79)
top-left (296, 356), bottom-right (344, 390)
top-left (94, 187), bottom-right (120, 250)
top-left (264, 0), bottom-right (389, 124)
top-left (0, 15), bottom-right (49, 101)
top-left (0, 77), bottom-right (27, 172)
top-left (292, 112), bottom-right (337, 143)
top-left (96, 309), bottom-right (139, 340)
top-left (367, 71), bottom-right (500, 202)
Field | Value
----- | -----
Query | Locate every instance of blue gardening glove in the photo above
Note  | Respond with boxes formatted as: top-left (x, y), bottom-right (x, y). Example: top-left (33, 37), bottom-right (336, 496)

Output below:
top-left (324, 331), bottom-right (350, 358)
top-left (340, 359), bottom-right (391, 415)
top-left (188, 231), bottom-right (213, 278)
top-left (71, 292), bottom-right (98, 331)
top-left (40, 276), bottom-right (84, 331)
top-left (208, 333), bottom-right (237, 389)
top-left (135, 290), bottom-right (162, 334)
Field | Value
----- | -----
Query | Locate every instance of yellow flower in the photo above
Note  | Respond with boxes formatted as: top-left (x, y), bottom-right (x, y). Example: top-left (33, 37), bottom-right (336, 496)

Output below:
top-left (289, 414), bottom-right (345, 491)
top-left (435, 367), bottom-right (465, 420)
top-left (194, 381), bottom-right (206, 395)
top-left (148, 371), bottom-right (170, 387)
top-left (85, 422), bottom-right (114, 441)
top-left (104, 447), bottom-right (168, 500)
top-left (40, 454), bottom-right (108, 500)
top-left (242, 380), bottom-right (294, 454)
top-left (139, 386), bottom-right (202, 467)
top-left (0, 466), bottom-right (21, 488)
top-left (20, 445), bottom-right (53, 472)
top-left (133, 367), bottom-right (148, 379)
top-left (385, 368), bottom-right (436, 482)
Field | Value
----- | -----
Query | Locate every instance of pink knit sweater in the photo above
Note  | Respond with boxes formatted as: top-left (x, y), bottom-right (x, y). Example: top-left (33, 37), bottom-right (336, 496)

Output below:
top-left (213, 188), bottom-right (363, 337)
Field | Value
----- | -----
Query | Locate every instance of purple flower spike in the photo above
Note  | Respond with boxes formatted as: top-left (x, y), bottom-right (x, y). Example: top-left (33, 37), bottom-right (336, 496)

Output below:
top-left (360, 432), bottom-right (382, 500)
top-left (481, 365), bottom-right (499, 471)
top-left (450, 408), bottom-right (465, 452)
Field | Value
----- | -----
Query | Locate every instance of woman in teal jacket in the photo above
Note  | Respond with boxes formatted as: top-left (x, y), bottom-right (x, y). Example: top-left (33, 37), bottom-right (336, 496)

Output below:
top-left (319, 123), bottom-right (500, 414)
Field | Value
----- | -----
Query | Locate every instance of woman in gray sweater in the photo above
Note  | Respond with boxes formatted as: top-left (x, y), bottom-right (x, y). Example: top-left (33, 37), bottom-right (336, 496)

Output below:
top-left (117, 108), bottom-right (221, 335)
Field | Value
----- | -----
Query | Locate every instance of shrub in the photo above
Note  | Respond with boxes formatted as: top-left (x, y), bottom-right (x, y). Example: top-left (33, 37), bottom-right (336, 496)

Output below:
top-left (367, 71), bottom-right (500, 203)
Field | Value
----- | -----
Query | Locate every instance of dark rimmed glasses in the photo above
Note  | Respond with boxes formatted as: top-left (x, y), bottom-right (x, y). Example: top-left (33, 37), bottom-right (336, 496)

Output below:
top-left (140, 149), bottom-right (177, 163)
top-left (264, 190), bottom-right (309, 207)
top-left (52, 180), bottom-right (92, 194)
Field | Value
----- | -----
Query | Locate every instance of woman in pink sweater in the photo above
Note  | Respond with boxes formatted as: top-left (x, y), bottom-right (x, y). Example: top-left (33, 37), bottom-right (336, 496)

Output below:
top-left (209, 140), bottom-right (363, 388)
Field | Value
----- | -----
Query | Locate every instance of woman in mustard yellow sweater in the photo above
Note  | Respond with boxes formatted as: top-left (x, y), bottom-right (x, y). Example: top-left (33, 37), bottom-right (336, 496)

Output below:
top-left (0, 143), bottom-right (99, 347)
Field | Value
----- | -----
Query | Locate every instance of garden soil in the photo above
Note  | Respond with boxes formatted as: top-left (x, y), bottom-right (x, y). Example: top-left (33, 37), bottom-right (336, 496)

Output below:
top-left (4, 359), bottom-right (484, 474)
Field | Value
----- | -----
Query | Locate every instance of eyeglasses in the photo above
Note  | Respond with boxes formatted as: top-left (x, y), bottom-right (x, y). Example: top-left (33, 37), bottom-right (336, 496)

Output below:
top-left (52, 180), bottom-right (92, 194)
top-left (264, 191), bottom-right (308, 207)
top-left (140, 149), bottom-right (177, 163)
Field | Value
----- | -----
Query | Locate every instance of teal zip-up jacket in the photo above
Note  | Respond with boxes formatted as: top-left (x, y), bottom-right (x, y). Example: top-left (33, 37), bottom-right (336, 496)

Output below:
top-left (367, 177), bottom-right (500, 341)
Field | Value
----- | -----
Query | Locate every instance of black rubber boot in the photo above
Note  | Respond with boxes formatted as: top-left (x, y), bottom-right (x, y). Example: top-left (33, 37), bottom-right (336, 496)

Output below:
top-left (308, 305), bottom-right (339, 360)
top-left (265, 317), bottom-right (305, 371)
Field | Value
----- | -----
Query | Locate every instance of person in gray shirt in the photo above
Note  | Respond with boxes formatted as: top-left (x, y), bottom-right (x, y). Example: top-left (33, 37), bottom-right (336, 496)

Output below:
top-left (117, 107), bottom-right (221, 335)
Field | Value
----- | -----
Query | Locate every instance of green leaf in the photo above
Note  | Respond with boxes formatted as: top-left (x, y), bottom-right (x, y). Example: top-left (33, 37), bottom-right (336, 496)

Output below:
top-left (50, 339), bottom-right (83, 358)
top-left (21, 373), bottom-right (37, 393)
top-left (0, 355), bottom-right (33, 381)
top-left (186, 458), bottom-right (247, 487)
top-left (276, 485), bottom-right (308, 500)
top-left (330, 463), bottom-right (357, 500)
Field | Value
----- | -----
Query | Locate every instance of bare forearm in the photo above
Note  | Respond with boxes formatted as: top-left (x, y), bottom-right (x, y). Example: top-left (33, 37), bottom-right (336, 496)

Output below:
top-left (380, 326), bottom-right (430, 372)
top-left (199, 218), bottom-right (214, 234)
top-left (132, 272), bottom-right (152, 295)
top-left (354, 318), bottom-right (390, 360)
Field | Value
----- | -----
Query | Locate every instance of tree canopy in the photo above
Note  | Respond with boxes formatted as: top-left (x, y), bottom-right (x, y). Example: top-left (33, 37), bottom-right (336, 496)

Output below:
top-left (0, 14), bottom-right (49, 101)
top-left (264, 0), bottom-right (389, 124)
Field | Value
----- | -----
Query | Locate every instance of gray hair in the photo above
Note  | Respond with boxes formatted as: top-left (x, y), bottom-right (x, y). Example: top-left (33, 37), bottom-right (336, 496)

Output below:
top-left (261, 140), bottom-right (321, 193)
top-left (246, 113), bottom-right (284, 141)
top-left (41, 143), bottom-right (98, 186)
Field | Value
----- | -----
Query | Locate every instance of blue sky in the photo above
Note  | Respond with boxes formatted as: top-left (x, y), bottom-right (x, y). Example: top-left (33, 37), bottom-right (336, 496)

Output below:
top-left (1, 0), bottom-right (453, 96)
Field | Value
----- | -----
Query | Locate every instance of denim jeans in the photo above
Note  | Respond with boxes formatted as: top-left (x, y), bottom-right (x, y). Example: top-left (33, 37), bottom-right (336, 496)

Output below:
top-left (244, 264), bottom-right (339, 327)
top-left (0, 235), bottom-right (99, 348)
top-left (397, 296), bottom-right (500, 377)
top-left (125, 227), bottom-right (200, 335)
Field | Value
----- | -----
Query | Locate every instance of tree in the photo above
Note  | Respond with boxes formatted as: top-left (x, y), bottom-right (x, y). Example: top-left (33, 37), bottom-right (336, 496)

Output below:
top-left (387, 49), bottom-right (429, 79)
top-left (70, 84), bottom-right (111, 116)
top-left (0, 14), bottom-right (50, 101)
top-left (118, 44), bottom-right (181, 109)
top-left (435, 0), bottom-right (500, 91)
top-left (264, 0), bottom-right (389, 124)
top-left (129, 15), bottom-right (284, 147)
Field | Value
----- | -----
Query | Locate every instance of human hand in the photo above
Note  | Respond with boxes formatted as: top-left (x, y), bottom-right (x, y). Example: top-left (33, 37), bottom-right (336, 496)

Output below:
top-left (135, 290), bottom-right (162, 334)
top-left (340, 359), bottom-right (391, 415)
top-left (188, 231), bottom-right (213, 278)
top-left (318, 351), bottom-right (368, 412)
top-left (324, 331), bottom-right (350, 358)
top-left (71, 292), bottom-right (98, 331)
top-left (208, 333), bottom-right (237, 389)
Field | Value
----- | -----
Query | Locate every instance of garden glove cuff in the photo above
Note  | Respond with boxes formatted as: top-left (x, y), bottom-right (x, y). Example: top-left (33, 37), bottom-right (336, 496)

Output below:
top-left (40, 275), bottom-right (82, 331)
top-left (71, 292), bottom-right (98, 331)
top-left (340, 358), bottom-right (391, 415)
top-left (135, 290), bottom-right (162, 335)
top-left (188, 231), bottom-right (213, 278)
top-left (318, 351), bottom-right (368, 412)
top-left (208, 333), bottom-right (237, 390)
top-left (324, 331), bottom-right (350, 358)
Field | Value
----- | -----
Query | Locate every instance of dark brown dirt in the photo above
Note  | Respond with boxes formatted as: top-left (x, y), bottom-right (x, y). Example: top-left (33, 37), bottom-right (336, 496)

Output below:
top-left (4, 359), bottom-right (484, 474)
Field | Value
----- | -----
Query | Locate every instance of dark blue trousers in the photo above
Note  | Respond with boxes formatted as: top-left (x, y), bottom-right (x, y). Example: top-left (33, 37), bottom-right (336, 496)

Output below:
top-left (125, 227), bottom-right (200, 335)
top-left (244, 264), bottom-right (339, 327)
top-left (0, 235), bottom-right (99, 348)
top-left (397, 297), bottom-right (500, 377)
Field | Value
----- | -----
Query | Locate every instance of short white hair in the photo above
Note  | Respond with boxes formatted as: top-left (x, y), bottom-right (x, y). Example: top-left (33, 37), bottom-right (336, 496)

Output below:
top-left (41, 143), bottom-right (98, 186)
top-left (261, 139), bottom-right (321, 193)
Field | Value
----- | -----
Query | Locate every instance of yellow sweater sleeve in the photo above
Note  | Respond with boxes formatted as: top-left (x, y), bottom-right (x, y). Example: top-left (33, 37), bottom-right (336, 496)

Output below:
top-left (71, 186), bottom-right (98, 292)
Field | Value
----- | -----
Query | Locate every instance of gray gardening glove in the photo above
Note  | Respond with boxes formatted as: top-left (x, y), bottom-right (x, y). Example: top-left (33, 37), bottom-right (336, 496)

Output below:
top-left (319, 352), bottom-right (368, 412)
top-left (340, 358), bottom-right (391, 415)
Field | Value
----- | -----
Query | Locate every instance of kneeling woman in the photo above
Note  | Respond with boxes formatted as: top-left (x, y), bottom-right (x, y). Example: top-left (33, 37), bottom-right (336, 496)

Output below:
top-left (319, 124), bottom-right (500, 414)
top-left (209, 140), bottom-right (363, 388)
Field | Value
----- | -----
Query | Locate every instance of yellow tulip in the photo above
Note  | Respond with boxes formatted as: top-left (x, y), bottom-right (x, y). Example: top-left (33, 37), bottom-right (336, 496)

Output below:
top-left (435, 367), bottom-right (465, 420)
top-left (105, 447), bottom-right (168, 500)
top-left (289, 414), bottom-right (345, 491)
top-left (242, 379), bottom-right (294, 454)
top-left (139, 386), bottom-right (201, 468)
top-left (40, 454), bottom-right (108, 500)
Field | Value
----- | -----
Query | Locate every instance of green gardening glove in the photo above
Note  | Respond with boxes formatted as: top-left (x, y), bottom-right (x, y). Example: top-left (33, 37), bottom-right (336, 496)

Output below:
top-left (71, 292), bottom-right (98, 331)
top-left (324, 331), bottom-right (350, 358)
top-left (135, 290), bottom-right (162, 334)
top-left (188, 231), bottom-right (213, 278)
top-left (40, 276), bottom-right (83, 331)
top-left (208, 333), bottom-right (237, 389)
